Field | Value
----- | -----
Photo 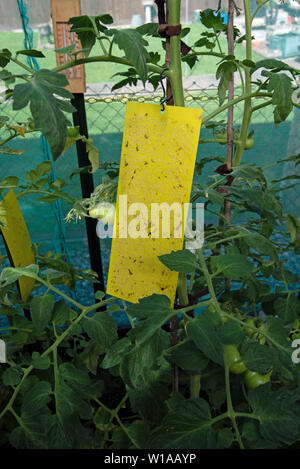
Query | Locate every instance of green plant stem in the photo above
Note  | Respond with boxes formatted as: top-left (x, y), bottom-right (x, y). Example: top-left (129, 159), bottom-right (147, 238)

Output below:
top-left (0, 366), bottom-right (32, 421)
top-left (90, 16), bottom-right (108, 55)
top-left (94, 393), bottom-right (141, 449)
top-left (176, 300), bottom-right (211, 316)
top-left (251, 99), bottom-right (273, 113)
top-left (190, 50), bottom-right (225, 59)
top-left (0, 327), bottom-right (33, 333)
top-left (168, 0), bottom-right (185, 107)
top-left (53, 55), bottom-right (165, 78)
top-left (234, 0), bottom-right (252, 166)
top-left (108, 38), bottom-right (115, 57)
top-left (190, 374), bottom-right (201, 398)
top-left (202, 91), bottom-right (269, 125)
top-left (221, 311), bottom-right (290, 356)
top-left (197, 249), bottom-right (223, 318)
top-left (251, 0), bottom-right (270, 23)
top-left (200, 138), bottom-right (240, 145)
top-left (163, 337), bottom-right (190, 355)
top-left (224, 352), bottom-right (244, 449)
top-left (235, 412), bottom-right (259, 420)
top-left (17, 188), bottom-right (73, 204)
top-left (10, 57), bottom-right (33, 74)
top-left (214, 31), bottom-right (223, 55)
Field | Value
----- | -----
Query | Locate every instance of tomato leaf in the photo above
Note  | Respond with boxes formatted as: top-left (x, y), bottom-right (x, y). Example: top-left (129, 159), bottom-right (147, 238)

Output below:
top-left (16, 49), bottom-right (45, 58)
top-left (107, 29), bottom-right (149, 83)
top-left (187, 315), bottom-right (224, 365)
top-left (265, 72), bottom-right (293, 124)
top-left (158, 249), bottom-right (197, 273)
top-left (82, 311), bottom-right (117, 351)
top-left (211, 254), bottom-right (253, 279)
top-left (149, 398), bottom-right (217, 449)
top-left (12, 69), bottom-right (75, 160)
top-left (30, 295), bottom-right (55, 332)
top-left (241, 342), bottom-right (274, 373)
top-left (248, 385), bottom-right (300, 446)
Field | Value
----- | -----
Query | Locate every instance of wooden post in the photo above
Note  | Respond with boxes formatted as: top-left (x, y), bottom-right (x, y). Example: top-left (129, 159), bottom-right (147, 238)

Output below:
top-left (51, 0), bottom-right (86, 93)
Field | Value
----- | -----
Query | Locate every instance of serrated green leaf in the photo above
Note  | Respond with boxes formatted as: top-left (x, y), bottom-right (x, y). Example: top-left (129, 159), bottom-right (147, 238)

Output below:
top-left (158, 249), bottom-right (197, 273)
top-left (68, 16), bottom-right (97, 56)
top-left (55, 379), bottom-right (92, 422)
top-left (2, 367), bottom-right (23, 386)
top-left (274, 295), bottom-right (300, 324)
top-left (101, 338), bottom-right (134, 369)
top-left (218, 320), bottom-right (246, 345)
top-left (267, 72), bottom-right (293, 123)
top-left (21, 381), bottom-right (52, 416)
top-left (59, 363), bottom-right (90, 386)
top-left (216, 60), bottom-right (237, 105)
top-left (201, 9), bottom-right (226, 31)
top-left (187, 315), bottom-right (224, 365)
top-left (169, 340), bottom-right (209, 373)
top-left (211, 254), bottom-right (253, 279)
top-left (127, 295), bottom-right (173, 345)
top-left (83, 311), bottom-right (117, 351)
top-left (244, 232), bottom-right (277, 259)
top-left (241, 342), bottom-right (274, 373)
top-left (248, 385), bottom-right (300, 446)
top-left (52, 300), bottom-right (70, 325)
top-left (0, 265), bottom-right (39, 287)
top-left (149, 398), bottom-right (216, 449)
top-left (32, 352), bottom-right (51, 370)
top-left (108, 29), bottom-right (149, 83)
top-left (120, 330), bottom-right (169, 389)
top-left (13, 69), bottom-right (74, 159)
top-left (30, 294), bottom-right (54, 331)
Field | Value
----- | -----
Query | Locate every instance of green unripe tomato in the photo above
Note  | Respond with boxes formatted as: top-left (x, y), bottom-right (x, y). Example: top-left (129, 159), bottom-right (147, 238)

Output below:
top-left (244, 370), bottom-right (272, 390)
top-left (224, 345), bottom-right (247, 375)
top-left (244, 317), bottom-right (256, 337)
top-left (245, 137), bottom-right (254, 150)
top-left (89, 203), bottom-right (116, 225)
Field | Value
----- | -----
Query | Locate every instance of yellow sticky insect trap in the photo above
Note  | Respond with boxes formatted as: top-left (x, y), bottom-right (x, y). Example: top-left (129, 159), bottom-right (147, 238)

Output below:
top-left (1, 190), bottom-right (35, 301)
top-left (107, 102), bottom-right (203, 304)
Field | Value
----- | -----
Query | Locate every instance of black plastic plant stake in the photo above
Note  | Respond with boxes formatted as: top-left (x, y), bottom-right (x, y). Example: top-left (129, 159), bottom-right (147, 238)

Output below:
top-left (71, 93), bottom-right (105, 301)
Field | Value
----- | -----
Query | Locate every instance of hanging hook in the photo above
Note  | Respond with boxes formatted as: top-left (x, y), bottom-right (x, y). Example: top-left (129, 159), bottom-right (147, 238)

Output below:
top-left (159, 66), bottom-right (172, 112)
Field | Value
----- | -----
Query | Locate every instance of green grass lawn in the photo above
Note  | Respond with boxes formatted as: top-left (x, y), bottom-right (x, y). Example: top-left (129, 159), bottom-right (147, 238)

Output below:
top-left (0, 24), bottom-right (263, 83)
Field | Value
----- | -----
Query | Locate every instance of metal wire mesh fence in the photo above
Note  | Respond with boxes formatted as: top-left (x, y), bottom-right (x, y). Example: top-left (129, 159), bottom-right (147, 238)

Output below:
top-left (0, 79), bottom-right (299, 307)
top-left (0, 79), bottom-right (297, 223)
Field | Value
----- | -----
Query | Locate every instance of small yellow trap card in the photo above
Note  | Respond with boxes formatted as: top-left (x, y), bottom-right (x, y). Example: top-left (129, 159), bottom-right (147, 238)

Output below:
top-left (1, 190), bottom-right (35, 301)
top-left (107, 102), bottom-right (203, 304)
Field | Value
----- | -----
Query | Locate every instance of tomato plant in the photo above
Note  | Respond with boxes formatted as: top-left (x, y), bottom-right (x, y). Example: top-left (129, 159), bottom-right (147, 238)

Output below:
top-left (0, 0), bottom-right (300, 451)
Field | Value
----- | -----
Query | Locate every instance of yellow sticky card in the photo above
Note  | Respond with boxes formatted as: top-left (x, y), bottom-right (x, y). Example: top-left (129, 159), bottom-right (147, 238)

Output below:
top-left (107, 102), bottom-right (203, 304)
top-left (1, 190), bottom-right (35, 301)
